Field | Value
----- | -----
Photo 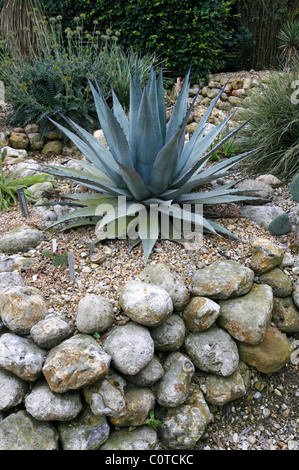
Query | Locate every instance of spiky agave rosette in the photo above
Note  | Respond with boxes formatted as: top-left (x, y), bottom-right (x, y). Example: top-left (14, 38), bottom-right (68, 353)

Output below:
top-left (40, 66), bottom-right (259, 262)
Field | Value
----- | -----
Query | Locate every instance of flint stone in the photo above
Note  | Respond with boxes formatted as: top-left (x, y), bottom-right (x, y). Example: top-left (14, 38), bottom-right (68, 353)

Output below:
top-left (157, 385), bottom-right (211, 450)
top-left (191, 260), bottom-right (254, 299)
top-left (28, 182), bottom-right (53, 198)
top-left (183, 296), bottom-right (220, 332)
top-left (83, 370), bottom-right (127, 418)
top-left (0, 286), bottom-right (48, 335)
top-left (218, 284), bottom-right (273, 345)
top-left (139, 263), bottom-right (190, 311)
top-left (256, 175), bottom-right (281, 187)
top-left (234, 179), bottom-right (274, 204)
top-left (102, 322), bottom-right (154, 375)
top-left (240, 205), bottom-right (285, 229)
top-left (0, 225), bottom-right (44, 254)
top-left (124, 355), bottom-right (164, 387)
top-left (30, 314), bottom-right (75, 348)
top-left (238, 325), bottom-right (292, 373)
top-left (152, 352), bottom-right (195, 408)
top-left (0, 369), bottom-right (28, 411)
top-left (0, 333), bottom-right (46, 381)
top-left (43, 334), bottom-right (111, 393)
top-left (202, 361), bottom-right (251, 406)
top-left (0, 271), bottom-right (24, 294)
top-left (109, 387), bottom-right (155, 427)
top-left (100, 426), bottom-right (158, 451)
top-left (1, 146), bottom-right (27, 159)
top-left (184, 326), bottom-right (239, 376)
top-left (272, 297), bottom-right (299, 333)
top-left (76, 294), bottom-right (114, 334)
top-left (0, 410), bottom-right (59, 450)
top-left (150, 314), bottom-right (186, 351)
top-left (119, 280), bottom-right (173, 327)
top-left (251, 238), bottom-right (284, 274)
top-left (58, 406), bottom-right (110, 450)
top-left (25, 381), bottom-right (82, 421)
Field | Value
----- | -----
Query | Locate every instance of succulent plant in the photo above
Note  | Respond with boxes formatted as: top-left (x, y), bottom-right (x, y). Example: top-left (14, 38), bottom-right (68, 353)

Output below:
top-left (40, 66), bottom-right (259, 262)
top-left (268, 213), bottom-right (291, 236)
top-left (290, 173), bottom-right (299, 202)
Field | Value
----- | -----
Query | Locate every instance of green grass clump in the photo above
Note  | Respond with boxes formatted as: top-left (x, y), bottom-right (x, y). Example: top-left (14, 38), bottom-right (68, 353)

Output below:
top-left (236, 64), bottom-right (299, 179)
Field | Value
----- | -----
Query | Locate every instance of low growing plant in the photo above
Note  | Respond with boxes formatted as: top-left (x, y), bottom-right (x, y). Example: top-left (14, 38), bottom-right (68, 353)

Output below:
top-left (0, 146), bottom-right (53, 211)
top-left (39, 66), bottom-right (259, 262)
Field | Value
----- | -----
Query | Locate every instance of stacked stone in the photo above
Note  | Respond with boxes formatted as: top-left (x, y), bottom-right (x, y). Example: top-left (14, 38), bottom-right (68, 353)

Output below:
top-left (0, 239), bottom-right (297, 450)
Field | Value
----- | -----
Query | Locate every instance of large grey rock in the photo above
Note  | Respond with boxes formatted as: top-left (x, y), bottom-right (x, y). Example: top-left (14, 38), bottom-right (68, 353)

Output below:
top-left (201, 361), bottom-right (251, 406)
top-left (0, 256), bottom-right (17, 272)
top-left (234, 179), bottom-right (274, 204)
top-left (102, 322), bottom-right (154, 375)
top-left (218, 284), bottom-right (273, 345)
top-left (30, 314), bottom-right (74, 349)
top-left (183, 296), bottom-right (220, 332)
top-left (28, 182), bottom-right (53, 198)
top-left (139, 263), bottom-right (190, 311)
top-left (119, 280), bottom-right (173, 327)
top-left (152, 352), bottom-right (194, 408)
top-left (100, 426), bottom-right (158, 451)
top-left (76, 294), bottom-right (114, 334)
top-left (43, 334), bottom-right (111, 393)
top-left (150, 314), bottom-right (186, 351)
top-left (32, 199), bottom-right (57, 222)
top-left (0, 333), bottom-right (46, 381)
top-left (191, 260), bottom-right (254, 299)
top-left (0, 271), bottom-right (24, 294)
top-left (124, 355), bottom-right (164, 388)
top-left (157, 385), bottom-right (211, 450)
top-left (184, 326), bottom-right (239, 377)
top-left (0, 369), bottom-right (28, 411)
top-left (240, 205), bottom-right (285, 229)
top-left (109, 387), bottom-right (155, 427)
top-left (0, 286), bottom-right (48, 335)
top-left (83, 370), bottom-right (127, 418)
top-left (1, 146), bottom-right (27, 159)
top-left (0, 410), bottom-right (59, 450)
top-left (58, 406), bottom-right (110, 450)
top-left (25, 381), bottom-right (83, 421)
top-left (0, 225), bottom-right (44, 254)
top-left (272, 297), bottom-right (299, 333)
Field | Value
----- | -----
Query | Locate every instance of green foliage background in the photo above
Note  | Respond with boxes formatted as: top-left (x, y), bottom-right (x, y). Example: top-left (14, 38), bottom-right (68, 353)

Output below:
top-left (43, 0), bottom-right (235, 80)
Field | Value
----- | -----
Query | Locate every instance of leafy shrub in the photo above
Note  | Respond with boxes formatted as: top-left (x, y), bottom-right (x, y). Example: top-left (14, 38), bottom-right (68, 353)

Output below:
top-left (43, 0), bottom-right (236, 81)
top-left (40, 67), bottom-right (258, 262)
top-left (236, 64), bottom-right (299, 179)
top-left (0, 15), bottom-right (155, 136)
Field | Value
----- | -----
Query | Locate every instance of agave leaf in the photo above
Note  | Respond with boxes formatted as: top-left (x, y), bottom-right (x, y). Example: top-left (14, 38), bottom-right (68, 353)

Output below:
top-left (147, 93), bottom-right (200, 195)
top-left (89, 80), bottom-right (134, 169)
top-left (173, 114), bottom-right (233, 185)
top-left (134, 87), bottom-right (159, 182)
top-left (129, 69), bottom-right (143, 164)
top-left (59, 217), bottom-right (101, 231)
top-left (147, 68), bottom-right (163, 151)
top-left (207, 220), bottom-right (243, 241)
top-left (117, 163), bottom-right (152, 201)
top-left (47, 117), bottom-right (125, 188)
top-left (112, 89), bottom-right (130, 140)
top-left (40, 164), bottom-right (131, 198)
top-left (156, 66), bottom-right (167, 143)
top-left (138, 209), bottom-right (160, 263)
top-left (165, 67), bottom-right (191, 143)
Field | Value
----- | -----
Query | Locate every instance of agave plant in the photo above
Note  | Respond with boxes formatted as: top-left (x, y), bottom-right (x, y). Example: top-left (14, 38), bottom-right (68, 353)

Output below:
top-left (40, 66), bottom-right (258, 262)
